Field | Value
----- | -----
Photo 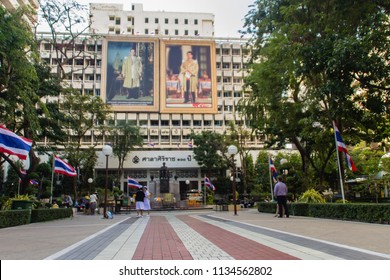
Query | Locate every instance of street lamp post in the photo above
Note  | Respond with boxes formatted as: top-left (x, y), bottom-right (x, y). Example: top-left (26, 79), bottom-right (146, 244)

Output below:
top-left (88, 178), bottom-right (93, 193)
top-left (102, 144), bottom-right (113, 218)
top-left (228, 145), bottom-right (238, 216)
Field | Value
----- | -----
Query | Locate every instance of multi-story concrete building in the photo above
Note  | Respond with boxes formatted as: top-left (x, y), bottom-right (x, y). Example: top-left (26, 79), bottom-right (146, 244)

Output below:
top-left (89, 3), bottom-right (214, 37)
top-left (35, 3), bottom-right (265, 199)
top-left (1, 0), bottom-right (39, 24)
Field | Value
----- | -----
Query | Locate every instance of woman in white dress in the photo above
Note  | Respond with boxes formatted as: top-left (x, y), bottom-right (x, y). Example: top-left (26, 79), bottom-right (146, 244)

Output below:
top-left (143, 186), bottom-right (151, 216)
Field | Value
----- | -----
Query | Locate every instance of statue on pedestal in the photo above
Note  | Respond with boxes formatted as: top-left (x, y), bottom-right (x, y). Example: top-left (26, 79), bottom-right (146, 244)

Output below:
top-left (159, 162), bottom-right (170, 193)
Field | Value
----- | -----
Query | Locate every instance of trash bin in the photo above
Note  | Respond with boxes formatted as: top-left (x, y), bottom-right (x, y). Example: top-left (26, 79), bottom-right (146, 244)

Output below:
top-left (11, 200), bottom-right (34, 210)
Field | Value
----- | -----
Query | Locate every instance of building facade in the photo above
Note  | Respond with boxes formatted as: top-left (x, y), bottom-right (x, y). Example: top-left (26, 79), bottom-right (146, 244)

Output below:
top-left (1, 0), bottom-right (39, 24)
top-left (89, 3), bottom-right (214, 37)
top-left (35, 3), bottom-right (266, 198)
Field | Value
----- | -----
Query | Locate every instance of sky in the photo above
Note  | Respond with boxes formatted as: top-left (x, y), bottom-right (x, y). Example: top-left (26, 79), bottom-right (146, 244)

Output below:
top-left (75, 0), bottom-right (255, 37)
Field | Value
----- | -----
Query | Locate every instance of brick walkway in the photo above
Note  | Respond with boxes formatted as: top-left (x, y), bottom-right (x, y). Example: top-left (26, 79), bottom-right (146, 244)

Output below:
top-left (178, 215), bottom-right (298, 260)
top-left (2, 209), bottom-right (389, 260)
top-left (132, 216), bottom-right (192, 260)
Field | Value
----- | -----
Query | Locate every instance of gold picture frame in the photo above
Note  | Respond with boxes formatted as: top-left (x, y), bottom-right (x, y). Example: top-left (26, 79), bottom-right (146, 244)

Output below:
top-left (101, 36), bottom-right (159, 112)
top-left (160, 40), bottom-right (217, 114)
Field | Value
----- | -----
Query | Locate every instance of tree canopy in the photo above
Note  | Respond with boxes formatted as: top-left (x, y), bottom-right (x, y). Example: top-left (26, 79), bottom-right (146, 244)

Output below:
top-left (240, 0), bottom-right (390, 187)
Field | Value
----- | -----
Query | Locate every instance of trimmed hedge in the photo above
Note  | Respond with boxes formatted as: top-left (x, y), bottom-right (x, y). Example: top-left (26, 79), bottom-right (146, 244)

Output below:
top-left (31, 208), bottom-right (73, 223)
top-left (0, 210), bottom-right (31, 228)
top-left (0, 208), bottom-right (73, 228)
top-left (258, 202), bottom-right (390, 224)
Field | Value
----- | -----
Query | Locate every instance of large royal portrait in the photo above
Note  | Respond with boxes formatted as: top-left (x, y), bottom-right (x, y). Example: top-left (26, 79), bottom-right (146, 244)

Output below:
top-left (101, 37), bottom-right (159, 111)
top-left (160, 40), bottom-right (217, 113)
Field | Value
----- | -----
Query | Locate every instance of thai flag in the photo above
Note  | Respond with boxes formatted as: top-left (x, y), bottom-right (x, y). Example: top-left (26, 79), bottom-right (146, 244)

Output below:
top-left (128, 177), bottom-right (143, 189)
top-left (269, 158), bottom-right (278, 181)
top-left (54, 155), bottom-right (77, 177)
top-left (147, 141), bottom-right (155, 147)
top-left (29, 179), bottom-right (39, 185)
top-left (204, 176), bottom-right (216, 191)
top-left (0, 125), bottom-right (33, 160)
top-left (333, 122), bottom-right (357, 172)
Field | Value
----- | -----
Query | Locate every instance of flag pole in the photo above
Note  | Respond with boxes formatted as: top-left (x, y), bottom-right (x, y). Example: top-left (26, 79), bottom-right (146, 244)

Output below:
top-left (50, 154), bottom-right (55, 204)
top-left (333, 123), bottom-right (346, 204)
top-left (269, 156), bottom-right (274, 201)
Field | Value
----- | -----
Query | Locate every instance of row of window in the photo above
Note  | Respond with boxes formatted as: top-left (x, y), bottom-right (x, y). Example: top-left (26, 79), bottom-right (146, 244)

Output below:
top-left (110, 119), bottom-right (247, 127)
top-left (144, 29), bottom-right (199, 36)
top-left (108, 16), bottom-right (200, 25)
top-left (59, 134), bottom-right (261, 146)
top-left (145, 17), bottom-right (199, 25)
top-left (216, 48), bottom-right (248, 56)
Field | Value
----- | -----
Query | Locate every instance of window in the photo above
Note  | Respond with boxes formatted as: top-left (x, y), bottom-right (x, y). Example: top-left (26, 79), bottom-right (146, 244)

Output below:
top-left (155, 18), bottom-right (159, 24)
top-left (145, 29), bottom-right (149, 34)
top-left (109, 15), bottom-right (115, 21)
top-left (161, 136), bottom-right (170, 143)
top-left (165, 18), bottom-right (169, 24)
top-left (216, 62), bottom-right (221, 69)
top-left (175, 18), bottom-right (178, 24)
top-left (165, 29), bottom-right (169, 35)
top-left (154, 29), bottom-right (159, 35)
top-left (96, 74), bottom-right (101, 81)
top-left (151, 120), bottom-right (158, 126)
top-left (232, 49), bottom-right (241, 55)
top-left (184, 19), bottom-right (188, 24)
top-left (182, 120), bottom-right (190, 126)
top-left (193, 120), bottom-right (201, 127)
top-left (127, 27), bottom-right (132, 33)
top-left (184, 30), bottom-right (188, 35)
top-left (233, 78), bottom-right (242, 84)
top-left (75, 59), bottom-right (84, 66)
top-left (233, 63), bottom-right (241, 69)
top-left (97, 45), bottom-right (102, 51)
top-left (145, 17), bottom-right (149, 23)
top-left (43, 43), bottom-right (51, 51)
top-left (139, 120), bottom-right (148, 127)
top-left (172, 120), bottom-right (180, 126)
top-left (216, 48), bottom-right (221, 55)
top-left (217, 91), bottom-right (222, 97)
top-left (127, 16), bottom-right (132, 22)
top-left (222, 63), bottom-right (230, 69)
top-left (175, 29), bottom-right (179, 35)
top-left (194, 30), bottom-right (199, 36)
top-left (161, 120), bottom-right (169, 126)
top-left (95, 89), bottom-right (100, 96)
top-left (87, 44), bottom-right (95, 51)
top-left (108, 26), bottom-right (114, 32)
top-left (224, 92), bottom-right (232, 97)
top-left (194, 19), bottom-right (198, 25)
top-left (224, 105), bottom-right (232, 112)
top-left (234, 92), bottom-right (242, 98)
top-left (115, 29), bottom-right (120, 34)
top-left (214, 120), bottom-right (223, 126)
top-left (204, 120), bottom-right (212, 126)
top-left (223, 77), bottom-right (231, 83)
top-left (115, 18), bottom-right (121, 25)
top-left (222, 49), bottom-right (230, 55)
top-left (97, 59), bottom-right (102, 66)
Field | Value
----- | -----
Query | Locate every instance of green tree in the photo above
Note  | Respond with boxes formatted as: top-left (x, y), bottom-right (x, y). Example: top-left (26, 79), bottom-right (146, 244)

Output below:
top-left (240, 0), bottom-right (390, 187)
top-left (190, 130), bottom-right (228, 174)
top-left (59, 92), bottom-right (110, 199)
top-left (112, 123), bottom-right (143, 187)
top-left (0, 6), bottom-right (63, 194)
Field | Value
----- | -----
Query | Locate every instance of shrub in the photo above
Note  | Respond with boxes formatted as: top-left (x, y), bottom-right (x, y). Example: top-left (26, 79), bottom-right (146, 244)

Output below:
top-left (257, 202), bottom-right (390, 224)
top-left (299, 189), bottom-right (325, 203)
top-left (30, 208), bottom-right (73, 223)
top-left (0, 210), bottom-right (31, 228)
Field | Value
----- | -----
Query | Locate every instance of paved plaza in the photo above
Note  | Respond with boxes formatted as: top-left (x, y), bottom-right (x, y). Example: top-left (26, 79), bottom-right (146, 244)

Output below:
top-left (0, 209), bottom-right (389, 260)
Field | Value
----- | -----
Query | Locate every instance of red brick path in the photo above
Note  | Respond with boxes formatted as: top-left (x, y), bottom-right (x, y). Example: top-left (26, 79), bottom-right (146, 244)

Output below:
top-left (178, 215), bottom-right (299, 260)
top-left (132, 216), bottom-right (193, 260)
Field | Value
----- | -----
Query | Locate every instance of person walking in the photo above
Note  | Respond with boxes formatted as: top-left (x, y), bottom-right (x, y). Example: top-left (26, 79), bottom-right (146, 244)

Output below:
top-left (143, 186), bottom-right (151, 216)
top-left (274, 177), bottom-right (289, 218)
top-left (89, 192), bottom-right (98, 215)
top-left (135, 187), bottom-right (145, 217)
